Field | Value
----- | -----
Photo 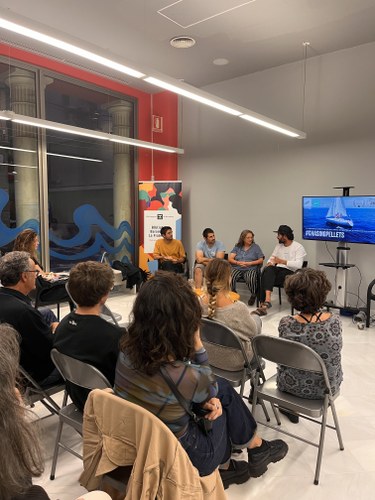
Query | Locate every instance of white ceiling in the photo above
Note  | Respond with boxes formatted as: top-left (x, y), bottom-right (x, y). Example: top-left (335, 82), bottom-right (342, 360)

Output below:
top-left (0, 0), bottom-right (375, 89)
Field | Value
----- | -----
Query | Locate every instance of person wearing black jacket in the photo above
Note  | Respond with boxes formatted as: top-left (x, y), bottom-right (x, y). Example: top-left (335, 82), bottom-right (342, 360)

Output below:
top-left (54, 261), bottom-right (123, 411)
top-left (0, 251), bottom-right (59, 384)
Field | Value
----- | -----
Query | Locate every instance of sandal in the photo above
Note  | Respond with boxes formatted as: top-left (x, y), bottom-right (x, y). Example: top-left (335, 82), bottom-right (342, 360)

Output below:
top-left (262, 301), bottom-right (272, 309)
top-left (253, 307), bottom-right (267, 316)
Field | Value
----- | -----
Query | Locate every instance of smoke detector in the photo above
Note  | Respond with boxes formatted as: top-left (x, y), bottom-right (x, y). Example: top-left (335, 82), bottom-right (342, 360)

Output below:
top-left (170, 36), bottom-right (196, 49)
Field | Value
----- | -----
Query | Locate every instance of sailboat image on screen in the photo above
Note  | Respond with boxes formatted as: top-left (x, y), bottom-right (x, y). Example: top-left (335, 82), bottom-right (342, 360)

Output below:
top-left (325, 197), bottom-right (354, 228)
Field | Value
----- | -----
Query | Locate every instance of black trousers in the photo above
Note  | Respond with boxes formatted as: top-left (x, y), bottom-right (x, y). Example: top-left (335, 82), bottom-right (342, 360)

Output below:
top-left (159, 261), bottom-right (184, 273)
top-left (260, 266), bottom-right (293, 302)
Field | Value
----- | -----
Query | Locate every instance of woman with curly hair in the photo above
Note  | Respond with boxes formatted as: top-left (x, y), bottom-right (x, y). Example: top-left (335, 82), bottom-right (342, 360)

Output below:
top-left (13, 230), bottom-right (43, 273)
top-left (228, 230), bottom-right (264, 306)
top-left (0, 323), bottom-right (49, 500)
top-left (277, 268), bottom-right (343, 423)
top-left (200, 258), bottom-right (261, 371)
top-left (114, 271), bottom-right (288, 489)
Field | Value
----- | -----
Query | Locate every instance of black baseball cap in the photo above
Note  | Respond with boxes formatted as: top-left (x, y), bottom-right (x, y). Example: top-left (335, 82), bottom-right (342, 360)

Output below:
top-left (274, 225), bottom-right (293, 237)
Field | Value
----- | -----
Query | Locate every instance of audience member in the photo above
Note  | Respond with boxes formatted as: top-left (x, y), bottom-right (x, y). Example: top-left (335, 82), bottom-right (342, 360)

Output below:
top-left (54, 261), bottom-right (123, 411)
top-left (194, 228), bottom-right (225, 288)
top-left (228, 230), bottom-right (264, 305)
top-left (13, 229), bottom-right (59, 325)
top-left (114, 271), bottom-right (288, 489)
top-left (256, 225), bottom-right (306, 315)
top-left (277, 268), bottom-right (343, 423)
top-left (200, 259), bottom-right (261, 371)
top-left (0, 322), bottom-right (50, 500)
top-left (153, 226), bottom-right (186, 273)
top-left (0, 251), bottom-right (59, 385)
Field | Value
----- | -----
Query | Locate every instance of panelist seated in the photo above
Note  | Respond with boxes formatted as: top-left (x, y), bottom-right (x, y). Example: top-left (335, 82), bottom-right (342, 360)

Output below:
top-left (228, 230), bottom-right (264, 306)
top-left (153, 226), bottom-right (186, 273)
top-left (54, 261), bottom-right (124, 412)
top-left (256, 225), bottom-right (306, 315)
top-left (194, 227), bottom-right (225, 289)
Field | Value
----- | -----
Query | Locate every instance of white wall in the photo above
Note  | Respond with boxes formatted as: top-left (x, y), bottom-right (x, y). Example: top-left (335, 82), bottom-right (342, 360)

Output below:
top-left (180, 41), bottom-right (375, 306)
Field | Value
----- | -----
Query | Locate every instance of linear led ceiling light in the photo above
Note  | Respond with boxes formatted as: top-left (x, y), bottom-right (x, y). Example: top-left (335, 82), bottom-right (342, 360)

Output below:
top-left (0, 18), bottom-right (144, 79)
top-left (144, 77), bottom-right (242, 116)
top-left (47, 152), bottom-right (103, 163)
top-left (0, 14), bottom-right (306, 139)
top-left (0, 145), bottom-right (36, 153)
top-left (0, 111), bottom-right (184, 154)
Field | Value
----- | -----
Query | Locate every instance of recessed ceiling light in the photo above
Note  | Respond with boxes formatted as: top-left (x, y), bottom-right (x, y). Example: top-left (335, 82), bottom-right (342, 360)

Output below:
top-left (213, 58), bottom-right (229, 66)
top-left (170, 36), bottom-right (196, 49)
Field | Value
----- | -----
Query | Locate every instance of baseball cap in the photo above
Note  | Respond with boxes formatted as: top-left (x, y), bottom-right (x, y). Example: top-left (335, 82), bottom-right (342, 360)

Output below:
top-left (274, 225), bottom-right (293, 237)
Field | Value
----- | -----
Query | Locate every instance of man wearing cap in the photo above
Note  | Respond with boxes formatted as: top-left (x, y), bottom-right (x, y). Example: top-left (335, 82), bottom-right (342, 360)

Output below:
top-left (256, 225), bottom-right (306, 315)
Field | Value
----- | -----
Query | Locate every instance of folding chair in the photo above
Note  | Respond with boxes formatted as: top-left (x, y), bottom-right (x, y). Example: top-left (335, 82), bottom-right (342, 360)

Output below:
top-left (49, 348), bottom-right (112, 480)
top-left (251, 334), bottom-right (344, 485)
top-left (20, 365), bottom-right (65, 417)
top-left (200, 318), bottom-right (270, 421)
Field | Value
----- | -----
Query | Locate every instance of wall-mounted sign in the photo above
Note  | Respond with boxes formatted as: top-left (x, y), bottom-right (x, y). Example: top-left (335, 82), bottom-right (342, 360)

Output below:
top-left (152, 115), bottom-right (163, 133)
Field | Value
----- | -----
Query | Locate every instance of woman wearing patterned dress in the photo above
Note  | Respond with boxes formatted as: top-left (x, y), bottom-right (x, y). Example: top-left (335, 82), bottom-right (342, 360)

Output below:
top-left (277, 268), bottom-right (343, 423)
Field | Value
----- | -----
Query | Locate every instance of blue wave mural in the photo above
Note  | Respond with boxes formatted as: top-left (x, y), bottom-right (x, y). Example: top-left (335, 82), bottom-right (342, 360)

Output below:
top-left (0, 189), bottom-right (39, 246)
top-left (0, 189), bottom-right (133, 261)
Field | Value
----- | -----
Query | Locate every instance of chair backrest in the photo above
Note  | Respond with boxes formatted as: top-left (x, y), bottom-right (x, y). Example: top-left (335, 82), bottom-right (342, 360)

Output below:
top-left (252, 335), bottom-right (331, 387)
top-left (51, 348), bottom-right (112, 390)
top-left (200, 317), bottom-right (251, 365)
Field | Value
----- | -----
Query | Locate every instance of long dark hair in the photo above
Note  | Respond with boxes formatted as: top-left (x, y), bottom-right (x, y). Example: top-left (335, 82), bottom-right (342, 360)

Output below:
top-left (205, 259), bottom-right (231, 319)
top-left (0, 323), bottom-right (44, 499)
top-left (119, 272), bottom-right (202, 375)
top-left (13, 229), bottom-right (38, 259)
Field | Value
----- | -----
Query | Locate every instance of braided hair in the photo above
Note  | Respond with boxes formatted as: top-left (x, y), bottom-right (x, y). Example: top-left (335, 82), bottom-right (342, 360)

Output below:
top-left (205, 259), bottom-right (232, 319)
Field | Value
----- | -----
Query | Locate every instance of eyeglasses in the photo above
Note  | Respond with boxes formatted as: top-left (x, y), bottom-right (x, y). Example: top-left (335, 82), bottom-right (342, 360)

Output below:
top-left (26, 270), bottom-right (39, 276)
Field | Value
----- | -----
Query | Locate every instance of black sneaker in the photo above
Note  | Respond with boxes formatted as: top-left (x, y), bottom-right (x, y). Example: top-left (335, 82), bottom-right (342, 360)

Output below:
top-left (219, 459), bottom-right (251, 489)
top-left (279, 407), bottom-right (300, 424)
top-left (248, 439), bottom-right (288, 478)
top-left (248, 294), bottom-right (257, 306)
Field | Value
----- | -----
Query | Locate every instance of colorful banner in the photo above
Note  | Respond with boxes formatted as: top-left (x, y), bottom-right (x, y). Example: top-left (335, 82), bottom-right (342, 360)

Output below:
top-left (138, 181), bottom-right (182, 273)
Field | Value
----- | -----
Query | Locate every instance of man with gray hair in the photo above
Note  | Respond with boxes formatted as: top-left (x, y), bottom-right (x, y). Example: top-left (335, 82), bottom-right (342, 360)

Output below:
top-left (0, 251), bottom-right (59, 384)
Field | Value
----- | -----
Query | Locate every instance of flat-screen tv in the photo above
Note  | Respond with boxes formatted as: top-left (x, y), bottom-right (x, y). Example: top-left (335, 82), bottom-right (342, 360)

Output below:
top-left (302, 196), bottom-right (375, 244)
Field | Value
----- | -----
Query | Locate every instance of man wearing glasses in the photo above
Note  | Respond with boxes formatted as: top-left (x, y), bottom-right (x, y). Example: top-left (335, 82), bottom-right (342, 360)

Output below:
top-left (0, 251), bottom-right (59, 386)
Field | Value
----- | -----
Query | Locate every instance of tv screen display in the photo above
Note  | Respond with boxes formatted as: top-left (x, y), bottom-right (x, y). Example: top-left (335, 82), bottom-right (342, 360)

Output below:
top-left (302, 196), bottom-right (375, 244)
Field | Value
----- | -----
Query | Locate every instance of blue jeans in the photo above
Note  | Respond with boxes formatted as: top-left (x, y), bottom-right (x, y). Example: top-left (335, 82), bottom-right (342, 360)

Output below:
top-left (179, 377), bottom-right (257, 476)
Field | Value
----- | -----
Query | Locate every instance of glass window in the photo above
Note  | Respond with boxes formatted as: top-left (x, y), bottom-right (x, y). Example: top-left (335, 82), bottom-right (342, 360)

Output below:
top-left (45, 76), bottom-right (136, 270)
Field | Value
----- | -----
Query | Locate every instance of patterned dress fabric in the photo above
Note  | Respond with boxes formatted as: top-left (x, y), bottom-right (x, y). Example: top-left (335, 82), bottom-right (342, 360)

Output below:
top-left (277, 314), bottom-right (343, 399)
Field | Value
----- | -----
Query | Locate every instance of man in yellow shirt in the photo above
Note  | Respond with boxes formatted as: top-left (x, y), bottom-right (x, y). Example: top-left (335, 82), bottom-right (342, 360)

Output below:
top-left (153, 226), bottom-right (186, 273)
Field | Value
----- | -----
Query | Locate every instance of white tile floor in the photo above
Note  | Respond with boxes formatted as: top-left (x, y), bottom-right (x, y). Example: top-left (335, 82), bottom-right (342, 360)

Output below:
top-left (32, 291), bottom-right (375, 499)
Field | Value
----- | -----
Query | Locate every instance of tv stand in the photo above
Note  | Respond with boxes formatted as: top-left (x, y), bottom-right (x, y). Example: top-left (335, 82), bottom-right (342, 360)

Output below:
top-left (320, 243), bottom-right (356, 312)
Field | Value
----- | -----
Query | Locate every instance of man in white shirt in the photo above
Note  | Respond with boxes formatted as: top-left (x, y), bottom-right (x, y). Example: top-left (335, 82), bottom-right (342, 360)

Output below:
top-left (194, 228), bottom-right (225, 288)
top-left (256, 225), bottom-right (306, 315)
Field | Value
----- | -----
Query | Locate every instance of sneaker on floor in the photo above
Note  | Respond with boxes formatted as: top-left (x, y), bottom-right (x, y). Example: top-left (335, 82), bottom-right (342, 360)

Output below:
top-left (248, 439), bottom-right (288, 478)
top-left (253, 307), bottom-right (267, 316)
top-left (219, 459), bottom-right (251, 489)
top-left (279, 407), bottom-right (300, 424)
top-left (248, 294), bottom-right (257, 306)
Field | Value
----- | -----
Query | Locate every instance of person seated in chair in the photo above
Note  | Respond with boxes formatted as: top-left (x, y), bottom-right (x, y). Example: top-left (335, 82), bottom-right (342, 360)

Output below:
top-left (0, 251), bottom-right (59, 386)
top-left (228, 229), bottom-right (264, 306)
top-left (256, 225), bottom-right (306, 315)
top-left (153, 226), bottom-right (186, 273)
top-left (199, 258), bottom-right (261, 371)
top-left (54, 261), bottom-right (124, 411)
top-left (277, 268), bottom-right (343, 424)
top-left (0, 323), bottom-right (51, 500)
top-left (194, 228), bottom-right (225, 289)
top-left (114, 271), bottom-right (288, 489)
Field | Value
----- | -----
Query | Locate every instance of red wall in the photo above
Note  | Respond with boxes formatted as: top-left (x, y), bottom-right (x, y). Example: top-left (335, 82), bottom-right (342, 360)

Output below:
top-left (0, 43), bottom-right (178, 180)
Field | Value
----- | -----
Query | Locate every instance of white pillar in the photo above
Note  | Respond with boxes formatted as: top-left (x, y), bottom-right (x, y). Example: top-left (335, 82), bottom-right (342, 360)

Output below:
top-left (106, 101), bottom-right (133, 261)
top-left (5, 69), bottom-right (38, 225)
